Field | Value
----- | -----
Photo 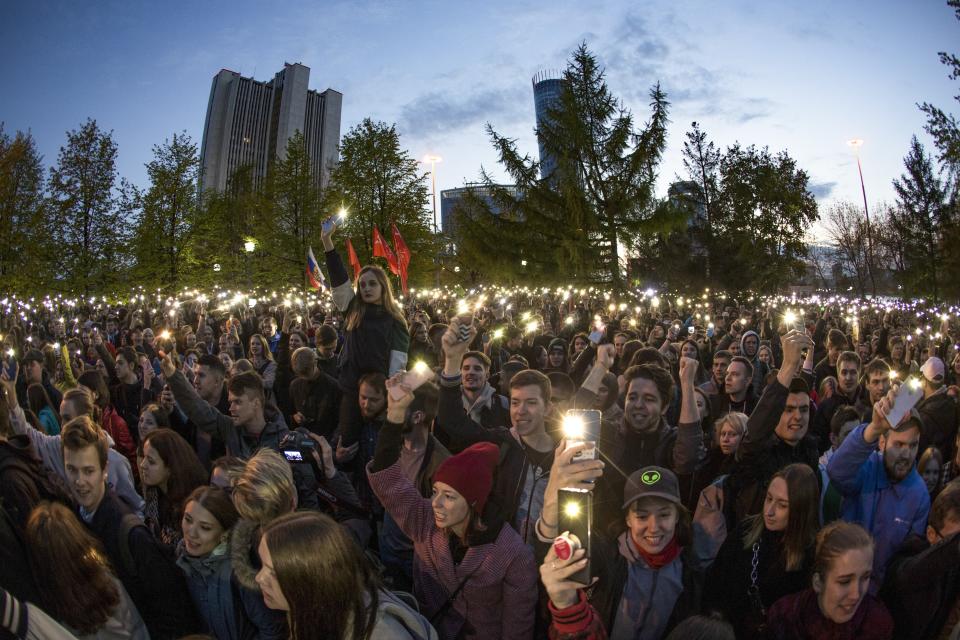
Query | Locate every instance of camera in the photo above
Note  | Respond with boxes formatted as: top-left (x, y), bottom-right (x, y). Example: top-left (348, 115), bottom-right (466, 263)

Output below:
top-left (279, 428), bottom-right (318, 465)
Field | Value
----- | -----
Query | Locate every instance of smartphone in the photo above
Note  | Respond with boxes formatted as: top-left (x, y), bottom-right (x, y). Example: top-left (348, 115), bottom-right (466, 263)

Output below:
top-left (588, 318), bottom-right (605, 345)
top-left (885, 379), bottom-right (924, 429)
top-left (687, 326), bottom-right (695, 335)
top-left (557, 488), bottom-right (593, 585)
top-left (321, 216), bottom-right (338, 235)
top-left (562, 409), bottom-right (602, 464)
top-left (457, 314), bottom-right (474, 343)
top-left (388, 361), bottom-right (435, 401)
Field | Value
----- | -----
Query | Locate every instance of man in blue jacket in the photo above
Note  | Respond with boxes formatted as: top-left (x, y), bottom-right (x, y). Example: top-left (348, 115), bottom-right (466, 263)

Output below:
top-left (827, 385), bottom-right (930, 592)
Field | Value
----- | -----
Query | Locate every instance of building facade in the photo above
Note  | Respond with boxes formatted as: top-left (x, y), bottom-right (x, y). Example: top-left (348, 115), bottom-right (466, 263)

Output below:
top-left (532, 70), bottom-right (564, 181)
top-left (440, 183), bottom-right (521, 243)
top-left (199, 62), bottom-right (342, 193)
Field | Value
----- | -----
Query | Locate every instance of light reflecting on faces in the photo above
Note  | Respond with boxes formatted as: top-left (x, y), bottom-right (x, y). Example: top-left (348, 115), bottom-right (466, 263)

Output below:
top-left (763, 477), bottom-right (789, 532)
top-left (624, 377), bottom-right (665, 434)
top-left (510, 384), bottom-right (548, 438)
top-left (626, 497), bottom-right (678, 555)
top-left (358, 382), bottom-right (386, 420)
top-left (461, 357), bottom-right (488, 392)
top-left (815, 547), bottom-right (873, 625)
top-left (774, 392), bottom-right (810, 444)
top-left (256, 536), bottom-right (290, 611)
top-left (181, 500), bottom-right (225, 557)
top-left (431, 481), bottom-right (470, 535)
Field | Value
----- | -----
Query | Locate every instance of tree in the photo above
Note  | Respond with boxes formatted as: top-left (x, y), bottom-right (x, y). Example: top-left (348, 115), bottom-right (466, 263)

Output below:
top-left (0, 125), bottom-right (50, 293)
top-left (456, 43), bottom-right (674, 286)
top-left (824, 201), bottom-right (876, 296)
top-left (130, 132), bottom-right (200, 289)
top-left (712, 144), bottom-right (819, 291)
top-left (257, 130), bottom-right (323, 285)
top-left (890, 136), bottom-right (950, 299)
top-left (322, 119), bottom-right (434, 283)
top-left (47, 119), bottom-right (124, 293)
top-left (919, 0), bottom-right (960, 191)
top-left (680, 122), bottom-right (721, 280)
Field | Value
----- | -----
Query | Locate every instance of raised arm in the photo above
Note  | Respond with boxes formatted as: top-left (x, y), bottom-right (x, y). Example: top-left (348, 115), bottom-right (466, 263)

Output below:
top-left (321, 216), bottom-right (355, 312)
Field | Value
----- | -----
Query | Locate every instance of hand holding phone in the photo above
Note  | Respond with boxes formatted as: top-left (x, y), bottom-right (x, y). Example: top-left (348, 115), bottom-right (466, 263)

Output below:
top-left (883, 379), bottom-right (924, 430)
top-left (456, 313), bottom-right (474, 343)
top-left (387, 362), bottom-right (435, 402)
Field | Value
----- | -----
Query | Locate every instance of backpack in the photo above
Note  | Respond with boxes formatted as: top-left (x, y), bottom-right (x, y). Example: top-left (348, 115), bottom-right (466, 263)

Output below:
top-left (115, 512), bottom-right (147, 578)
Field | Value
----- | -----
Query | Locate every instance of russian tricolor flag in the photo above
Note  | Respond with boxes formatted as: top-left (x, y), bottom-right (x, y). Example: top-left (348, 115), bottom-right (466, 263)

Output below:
top-left (306, 247), bottom-right (328, 291)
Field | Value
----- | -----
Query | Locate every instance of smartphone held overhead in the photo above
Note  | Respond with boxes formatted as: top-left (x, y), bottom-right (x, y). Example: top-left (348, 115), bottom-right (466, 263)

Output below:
top-left (885, 378), bottom-right (924, 429)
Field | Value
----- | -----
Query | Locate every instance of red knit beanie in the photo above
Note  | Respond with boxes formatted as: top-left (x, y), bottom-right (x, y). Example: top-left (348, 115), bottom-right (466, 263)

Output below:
top-left (432, 442), bottom-right (500, 515)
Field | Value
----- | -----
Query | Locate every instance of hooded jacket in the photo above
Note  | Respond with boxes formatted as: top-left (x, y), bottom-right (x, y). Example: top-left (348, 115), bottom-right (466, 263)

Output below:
top-left (740, 331), bottom-right (769, 397)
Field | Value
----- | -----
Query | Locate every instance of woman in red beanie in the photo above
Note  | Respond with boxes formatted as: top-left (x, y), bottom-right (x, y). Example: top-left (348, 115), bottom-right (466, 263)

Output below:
top-left (368, 372), bottom-right (538, 640)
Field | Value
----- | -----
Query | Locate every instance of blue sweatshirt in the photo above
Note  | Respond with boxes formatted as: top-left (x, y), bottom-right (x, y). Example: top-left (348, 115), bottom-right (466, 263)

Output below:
top-left (826, 423), bottom-right (930, 590)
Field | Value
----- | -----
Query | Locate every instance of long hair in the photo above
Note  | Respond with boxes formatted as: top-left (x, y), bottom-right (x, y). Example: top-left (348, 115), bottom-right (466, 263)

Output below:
top-left (184, 485), bottom-right (239, 532)
top-left (248, 334), bottom-right (275, 364)
top-left (345, 265), bottom-right (407, 332)
top-left (139, 429), bottom-right (207, 526)
top-left (26, 502), bottom-right (120, 634)
top-left (263, 511), bottom-right (380, 640)
top-left (77, 370), bottom-right (112, 409)
top-left (743, 463), bottom-right (819, 571)
top-left (27, 383), bottom-right (60, 430)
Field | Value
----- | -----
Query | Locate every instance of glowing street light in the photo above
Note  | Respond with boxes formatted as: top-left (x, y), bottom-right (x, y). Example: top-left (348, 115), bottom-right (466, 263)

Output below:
top-left (243, 239), bottom-right (256, 253)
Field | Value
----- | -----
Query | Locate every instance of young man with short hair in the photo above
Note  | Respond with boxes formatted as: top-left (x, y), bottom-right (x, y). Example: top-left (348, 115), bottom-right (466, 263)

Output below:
top-left (709, 355), bottom-right (757, 418)
top-left (61, 416), bottom-right (199, 639)
top-left (437, 319), bottom-right (556, 543)
top-left (810, 351), bottom-right (864, 452)
top-left (699, 349), bottom-right (732, 397)
top-left (460, 350), bottom-right (510, 431)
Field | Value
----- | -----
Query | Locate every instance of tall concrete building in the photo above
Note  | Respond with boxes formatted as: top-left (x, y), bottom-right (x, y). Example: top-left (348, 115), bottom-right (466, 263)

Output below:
top-left (532, 70), bottom-right (564, 181)
top-left (199, 62), bottom-right (342, 193)
top-left (441, 183), bottom-right (521, 243)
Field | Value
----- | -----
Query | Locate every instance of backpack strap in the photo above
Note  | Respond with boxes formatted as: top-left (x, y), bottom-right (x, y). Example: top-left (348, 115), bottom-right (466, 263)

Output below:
top-left (117, 513), bottom-right (145, 578)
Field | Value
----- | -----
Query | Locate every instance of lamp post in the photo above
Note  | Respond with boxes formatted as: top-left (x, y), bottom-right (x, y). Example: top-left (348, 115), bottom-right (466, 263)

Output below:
top-left (422, 154), bottom-right (443, 286)
top-left (847, 139), bottom-right (876, 296)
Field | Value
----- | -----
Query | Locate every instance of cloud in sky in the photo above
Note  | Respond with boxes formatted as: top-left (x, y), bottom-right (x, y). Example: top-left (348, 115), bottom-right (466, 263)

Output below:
top-left (809, 181), bottom-right (838, 199)
top-left (398, 84), bottom-right (530, 138)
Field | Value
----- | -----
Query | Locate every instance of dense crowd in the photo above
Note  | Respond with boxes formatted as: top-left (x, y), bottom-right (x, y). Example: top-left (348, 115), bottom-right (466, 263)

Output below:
top-left (2, 222), bottom-right (960, 639)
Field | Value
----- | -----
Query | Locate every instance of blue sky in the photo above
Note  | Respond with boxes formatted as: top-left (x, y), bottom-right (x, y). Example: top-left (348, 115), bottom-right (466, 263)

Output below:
top-left (2, 0), bottom-right (957, 241)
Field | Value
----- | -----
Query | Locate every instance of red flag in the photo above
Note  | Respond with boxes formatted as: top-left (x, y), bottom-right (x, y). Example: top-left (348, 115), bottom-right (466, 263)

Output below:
top-left (391, 223), bottom-right (411, 294)
top-left (345, 238), bottom-right (362, 280)
top-left (372, 225), bottom-right (400, 276)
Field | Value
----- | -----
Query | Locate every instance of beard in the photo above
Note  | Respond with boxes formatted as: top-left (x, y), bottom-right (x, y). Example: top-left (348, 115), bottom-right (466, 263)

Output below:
top-left (884, 452), bottom-right (914, 482)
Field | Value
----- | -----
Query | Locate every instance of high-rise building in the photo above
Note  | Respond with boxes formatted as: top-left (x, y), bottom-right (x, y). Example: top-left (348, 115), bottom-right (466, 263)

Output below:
top-left (532, 70), bottom-right (564, 181)
top-left (199, 62), bottom-right (342, 193)
top-left (441, 183), bottom-right (521, 242)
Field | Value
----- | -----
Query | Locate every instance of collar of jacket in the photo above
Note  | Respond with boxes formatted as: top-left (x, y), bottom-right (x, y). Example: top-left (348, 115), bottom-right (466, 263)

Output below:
top-left (463, 383), bottom-right (497, 418)
top-left (176, 539), bottom-right (230, 577)
top-left (229, 518), bottom-right (263, 591)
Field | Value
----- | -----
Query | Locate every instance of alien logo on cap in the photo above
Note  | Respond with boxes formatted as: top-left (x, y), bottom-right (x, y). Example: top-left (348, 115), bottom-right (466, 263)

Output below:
top-left (641, 470), bottom-right (661, 485)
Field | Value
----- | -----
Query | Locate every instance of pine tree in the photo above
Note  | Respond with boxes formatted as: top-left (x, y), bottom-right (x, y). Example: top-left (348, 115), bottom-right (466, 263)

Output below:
top-left (891, 136), bottom-right (949, 299)
top-left (680, 121), bottom-right (721, 280)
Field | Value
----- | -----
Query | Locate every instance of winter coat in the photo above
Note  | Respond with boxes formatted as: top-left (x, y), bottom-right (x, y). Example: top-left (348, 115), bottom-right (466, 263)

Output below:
top-left (176, 540), bottom-right (287, 640)
top-left (367, 460), bottom-right (538, 640)
top-left (826, 423), bottom-right (930, 589)
top-left (326, 248), bottom-right (409, 393)
top-left (728, 379), bottom-right (820, 523)
top-left (880, 532), bottom-right (960, 640)
top-left (288, 371), bottom-right (341, 439)
top-left (703, 524), bottom-right (812, 638)
top-left (368, 590), bottom-right (439, 640)
top-left (916, 387), bottom-right (960, 462)
top-left (766, 588), bottom-right (893, 639)
top-left (101, 405), bottom-right (137, 474)
top-left (83, 491), bottom-right (200, 640)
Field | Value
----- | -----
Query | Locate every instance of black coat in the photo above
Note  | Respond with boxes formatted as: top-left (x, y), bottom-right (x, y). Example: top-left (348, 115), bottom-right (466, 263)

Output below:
top-left (85, 491), bottom-right (200, 639)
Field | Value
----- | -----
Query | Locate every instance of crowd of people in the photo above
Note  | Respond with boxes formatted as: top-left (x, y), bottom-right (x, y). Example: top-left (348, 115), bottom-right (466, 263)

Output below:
top-left (2, 220), bottom-right (960, 639)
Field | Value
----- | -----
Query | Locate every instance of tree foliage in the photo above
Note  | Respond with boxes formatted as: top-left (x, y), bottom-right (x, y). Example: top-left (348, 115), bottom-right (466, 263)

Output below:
top-left (455, 43), bottom-right (674, 286)
top-left (322, 119), bottom-right (435, 282)
top-left (0, 125), bottom-right (50, 291)
top-left (47, 119), bottom-right (126, 293)
top-left (129, 131), bottom-right (200, 288)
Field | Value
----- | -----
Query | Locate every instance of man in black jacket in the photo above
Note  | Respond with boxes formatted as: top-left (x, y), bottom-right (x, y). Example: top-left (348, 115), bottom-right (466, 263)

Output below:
top-left (916, 356), bottom-right (960, 463)
top-left (729, 330), bottom-right (820, 523)
top-left (61, 416), bottom-right (199, 639)
top-left (881, 483), bottom-right (960, 640)
top-left (810, 351), bottom-right (865, 453)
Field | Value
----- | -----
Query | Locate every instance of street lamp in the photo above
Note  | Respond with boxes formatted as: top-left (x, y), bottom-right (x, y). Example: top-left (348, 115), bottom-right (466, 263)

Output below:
top-left (243, 238), bottom-right (256, 288)
top-left (846, 139), bottom-right (876, 295)
top-left (244, 240), bottom-right (256, 253)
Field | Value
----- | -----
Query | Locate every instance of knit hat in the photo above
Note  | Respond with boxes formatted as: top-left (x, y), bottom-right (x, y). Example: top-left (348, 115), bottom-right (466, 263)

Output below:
top-left (433, 442), bottom-right (500, 515)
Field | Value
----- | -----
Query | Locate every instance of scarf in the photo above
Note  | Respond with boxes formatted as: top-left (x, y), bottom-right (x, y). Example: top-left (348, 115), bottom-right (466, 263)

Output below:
top-left (175, 540), bottom-right (230, 578)
top-left (631, 533), bottom-right (681, 570)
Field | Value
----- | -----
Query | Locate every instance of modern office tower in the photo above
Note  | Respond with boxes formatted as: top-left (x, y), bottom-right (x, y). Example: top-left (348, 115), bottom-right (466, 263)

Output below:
top-left (532, 70), bottom-right (564, 181)
top-left (199, 62), bottom-right (342, 193)
top-left (440, 183), bottom-right (521, 242)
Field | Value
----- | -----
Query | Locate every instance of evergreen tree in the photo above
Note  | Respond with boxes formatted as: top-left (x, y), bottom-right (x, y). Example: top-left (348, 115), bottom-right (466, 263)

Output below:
top-left (130, 132), bottom-right (200, 288)
top-left (47, 119), bottom-right (123, 293)
top-left (322, 118), bottom-right (434, 283)
top-left (919, 0), bottom-right (960, 190)
top-left (0, 125), bottom-right (50, 293)
top-left (456, 43), bottom-right (673, 286)
top-left (891, 136), bottom-right (949, 299)
top-left (680, 121), bottom-right (721, 280)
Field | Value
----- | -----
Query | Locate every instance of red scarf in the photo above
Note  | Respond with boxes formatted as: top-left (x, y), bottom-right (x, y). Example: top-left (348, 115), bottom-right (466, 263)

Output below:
top-left (632, 534), bottom-right (682, 570)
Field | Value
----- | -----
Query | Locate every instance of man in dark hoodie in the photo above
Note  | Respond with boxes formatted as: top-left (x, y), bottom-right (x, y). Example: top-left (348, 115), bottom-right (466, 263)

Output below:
top-left (810, 351), bottom-right (865, 453)
top-left (739, 330), bottom-right (769, 398)
top-left (916, 356), bottom-right (960, 463)
top-left (729, 330), bottom-right (821, 523)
